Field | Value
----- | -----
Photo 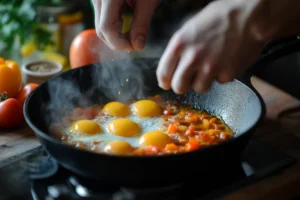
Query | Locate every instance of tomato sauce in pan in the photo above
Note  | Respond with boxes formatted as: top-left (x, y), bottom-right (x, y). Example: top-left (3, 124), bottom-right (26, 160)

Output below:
top-left (50, 95), bottom-right (233, 156)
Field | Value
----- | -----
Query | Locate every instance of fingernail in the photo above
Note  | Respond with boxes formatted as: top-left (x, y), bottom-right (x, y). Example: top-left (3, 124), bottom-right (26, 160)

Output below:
top-left (135, 34), bottom-right (146, 50)
top-left (158, 82), bottom-right (170, 91)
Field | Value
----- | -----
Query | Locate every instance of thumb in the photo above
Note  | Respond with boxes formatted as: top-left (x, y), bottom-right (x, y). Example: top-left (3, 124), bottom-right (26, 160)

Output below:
top-left (130, 0), bottom-right (160, 50)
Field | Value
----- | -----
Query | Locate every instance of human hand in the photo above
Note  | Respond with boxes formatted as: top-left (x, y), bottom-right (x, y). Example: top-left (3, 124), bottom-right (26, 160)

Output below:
top-left (156, 0), bottom-right (265, 94)
top-left (91, 0), bottom-right (160, 51)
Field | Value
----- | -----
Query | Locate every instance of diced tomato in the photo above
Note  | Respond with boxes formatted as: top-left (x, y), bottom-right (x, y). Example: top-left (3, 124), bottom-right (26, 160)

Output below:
top-left (200, 114), bottom-right (209, 119)
top-left (201, 119), bottom-right (210, 130)
top-left (185, 129), bottom-right (195, 136)
top-left (172, 133), bottom-right (189, 144)
top-left (189, 115), bottom-right (199, 123)
top-left (189, 125), bottom-right (197, 130)
top-left (178, 120), bottom-right (190, 126)
top-left (164, 109), bottom-right (171, 115)
top-left (184, 114), bottom-right (195, 123)
top-left (167, 124), bottom-right (178, 134)
top-left (208, 130), bottom-right (220, 136)
top-left (209, 118), bottom-right (218, 124)
top-left (196, 132), bottom-right (211, 143)
top-left (165, 143), bottom-right (179, 151)
top-left (164, 106), bottom-right (178, 115)
top-left (178, 125), bottom-right (188, 132)
top-left (185, 138), bottom-right (200, 151)
top-left (211, 123), bottom-right (225, 130)
top-left (220, 132), bottom-right (230, 140)
top-left (132, 148), bottom-right (146, 156)
top-left (185, 124), bottom-right (198, 136)
top-left (145, 146), bottom-right (161, 154)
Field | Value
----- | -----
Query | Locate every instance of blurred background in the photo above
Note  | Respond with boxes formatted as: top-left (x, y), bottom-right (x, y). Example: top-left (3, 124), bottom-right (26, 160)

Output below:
top-left (1, 0), bottom-right (300, 99)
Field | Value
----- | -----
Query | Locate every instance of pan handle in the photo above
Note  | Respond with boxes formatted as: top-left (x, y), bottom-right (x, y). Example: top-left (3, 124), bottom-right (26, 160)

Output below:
top-left (237, 36), bottom-right (300, 120)
top-left (239, 35), bottom-right (300, 85)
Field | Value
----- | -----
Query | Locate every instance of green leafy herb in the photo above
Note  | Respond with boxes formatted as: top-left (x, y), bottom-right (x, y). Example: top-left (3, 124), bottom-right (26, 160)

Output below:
top-left (0, 0), bottom-right (62, 53)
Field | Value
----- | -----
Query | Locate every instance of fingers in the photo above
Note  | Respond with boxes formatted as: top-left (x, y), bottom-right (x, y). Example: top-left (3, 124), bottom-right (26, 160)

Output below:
top-left (156, 33), bottom-right (185, 90)
top-left (170, 47), bottom-right (203, 94)
top-left (192, 62), bottom-right (217, 93)
top-left (98, 0), bottom-right (133, 51)
top-left (129, 0), bottom-right (160, 50)
top-left (215, 59), bottom-right (237, 84)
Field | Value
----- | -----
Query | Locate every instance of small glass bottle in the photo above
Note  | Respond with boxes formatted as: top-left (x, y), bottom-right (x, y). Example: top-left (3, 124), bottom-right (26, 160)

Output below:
top-left (35, 5), bottom-right (69, 52)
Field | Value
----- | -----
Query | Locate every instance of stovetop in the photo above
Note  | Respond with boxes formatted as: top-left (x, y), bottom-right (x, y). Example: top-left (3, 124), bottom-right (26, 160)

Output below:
top-left (0, 139), bottom-right (297, 200)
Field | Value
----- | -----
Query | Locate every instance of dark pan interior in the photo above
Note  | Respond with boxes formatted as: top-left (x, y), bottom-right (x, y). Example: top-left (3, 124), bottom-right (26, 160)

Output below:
top-left (26, 58), bottom-right (262, 141)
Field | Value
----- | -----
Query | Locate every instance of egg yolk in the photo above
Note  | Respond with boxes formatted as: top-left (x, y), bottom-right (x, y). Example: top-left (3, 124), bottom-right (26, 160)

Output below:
top-left (131, 100), bottom-right (161, 117)
top-left (107, 118), bottom-right (141, 137)
top-left (139, 131), bottom-right (172, 148)
top-left (71, 120), bottom-right (102, 135)
top-left (104, 140), bottom-right (134, 155)
top-left (102, 102), bottom-right (130, 117)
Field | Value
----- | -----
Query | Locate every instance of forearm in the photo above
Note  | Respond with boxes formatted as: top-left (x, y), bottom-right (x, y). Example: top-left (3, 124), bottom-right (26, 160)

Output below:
top-left (250, 0), bottom-right (300, 41)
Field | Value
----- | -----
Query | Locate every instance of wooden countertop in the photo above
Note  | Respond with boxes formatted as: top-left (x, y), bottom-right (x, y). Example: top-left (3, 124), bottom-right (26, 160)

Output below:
top-left (1, 76), bottom-right (300, 199)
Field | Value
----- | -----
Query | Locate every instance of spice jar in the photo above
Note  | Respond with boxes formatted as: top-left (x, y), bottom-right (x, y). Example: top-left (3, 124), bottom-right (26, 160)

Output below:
top-left (21, 60), bottom-right (63, 85)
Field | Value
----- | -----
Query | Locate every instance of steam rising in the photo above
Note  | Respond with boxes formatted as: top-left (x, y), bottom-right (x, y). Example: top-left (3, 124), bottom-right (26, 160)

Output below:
top-left (43, 9), bottom-right (198, 126)
top-left (44, 44), bottom-right (165, 125)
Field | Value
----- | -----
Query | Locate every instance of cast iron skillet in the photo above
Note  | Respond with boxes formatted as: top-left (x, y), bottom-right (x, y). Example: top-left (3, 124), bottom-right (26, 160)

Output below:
top-left (24, 37), bottom-right (300, 187)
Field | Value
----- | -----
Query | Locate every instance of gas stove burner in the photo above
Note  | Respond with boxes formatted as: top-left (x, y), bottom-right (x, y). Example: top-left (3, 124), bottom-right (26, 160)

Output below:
top-left (67, 175), bottom-right (118, 199)
top-left (27, 155), bottom-right (59, 180)
top-left (45, 184), bottom-right (70, 200)
top-left (67, 174), bottom-right (185, 200)
top-left (68, 176), bottom-right (94, 198)
top-left (120, 182), bottom-right (185, 200)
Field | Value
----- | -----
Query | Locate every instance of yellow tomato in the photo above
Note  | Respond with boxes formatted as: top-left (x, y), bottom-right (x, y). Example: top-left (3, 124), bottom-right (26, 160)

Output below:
top-left (0, 58), bottom-right (22, 98)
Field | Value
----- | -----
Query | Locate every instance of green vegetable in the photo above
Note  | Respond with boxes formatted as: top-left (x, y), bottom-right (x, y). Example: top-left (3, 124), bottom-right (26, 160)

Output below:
top-left (0, 0), bottom-right (62, 53)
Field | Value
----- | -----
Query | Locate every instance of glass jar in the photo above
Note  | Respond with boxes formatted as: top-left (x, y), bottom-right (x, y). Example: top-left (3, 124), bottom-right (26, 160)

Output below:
top-left (35, 5), bottom-right (69, 53)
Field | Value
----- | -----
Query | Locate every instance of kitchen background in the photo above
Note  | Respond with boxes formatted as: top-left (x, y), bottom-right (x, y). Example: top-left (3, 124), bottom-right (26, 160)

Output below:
top-left (1, 0), bottom-right (299, 99)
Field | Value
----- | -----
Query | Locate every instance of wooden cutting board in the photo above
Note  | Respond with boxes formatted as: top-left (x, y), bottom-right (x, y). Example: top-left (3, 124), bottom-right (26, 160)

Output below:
top-left (0, 126), bottom-right (39, 162)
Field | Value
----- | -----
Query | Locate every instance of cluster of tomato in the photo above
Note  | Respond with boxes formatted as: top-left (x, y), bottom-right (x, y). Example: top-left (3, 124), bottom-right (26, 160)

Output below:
top-left (0, 58), bottom-right (38, 129)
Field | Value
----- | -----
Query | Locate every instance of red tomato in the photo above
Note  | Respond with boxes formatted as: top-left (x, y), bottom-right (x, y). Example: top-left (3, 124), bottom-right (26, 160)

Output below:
top-left (69, 29), bottom-right (118, 69)
top-left (0, 98), bottom-right (24, 129)
top-left (185, 138), bottom-right (200, 151)
top-left (15, 83), bottom-right (39, 107)
top-left (185, 129), bottom-right (195, 136)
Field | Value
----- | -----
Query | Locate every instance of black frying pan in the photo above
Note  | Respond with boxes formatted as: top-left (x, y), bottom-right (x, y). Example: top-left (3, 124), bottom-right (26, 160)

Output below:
top-left (24, 37), bottom-right (300, 187)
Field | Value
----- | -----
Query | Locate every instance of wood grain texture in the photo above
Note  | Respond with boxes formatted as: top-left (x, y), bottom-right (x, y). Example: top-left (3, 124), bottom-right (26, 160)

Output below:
top-left (0, 126), bottom-right (40, 162)
top-left (220, 77), bottom-right (300, 200)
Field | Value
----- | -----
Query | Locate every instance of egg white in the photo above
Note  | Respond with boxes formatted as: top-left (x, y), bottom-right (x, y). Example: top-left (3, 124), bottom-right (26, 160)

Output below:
top-left (64, 114), bottom-right (165, 148)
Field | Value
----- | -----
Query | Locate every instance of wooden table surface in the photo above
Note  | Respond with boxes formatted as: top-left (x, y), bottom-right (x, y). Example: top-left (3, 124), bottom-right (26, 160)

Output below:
top-left (1, 76), bottom-right (300, 199)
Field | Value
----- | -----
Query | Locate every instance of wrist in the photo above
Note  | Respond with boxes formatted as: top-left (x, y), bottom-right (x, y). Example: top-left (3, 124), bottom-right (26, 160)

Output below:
top-left (248, 0), bottom-right (279, 42)
top-left (249, 0), bottom-right (300, 42)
